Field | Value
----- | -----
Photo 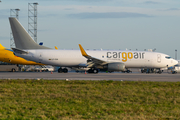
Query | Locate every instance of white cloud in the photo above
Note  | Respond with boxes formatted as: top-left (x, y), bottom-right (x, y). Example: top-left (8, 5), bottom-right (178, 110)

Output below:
top-left (144, 1), bottom-right (159, 4)
top-left (166, 8), bottom-right (180, 11)
top-left (39, 5), bottom-right (180, 17)
top-left (68, 12), bottom-right (152, 19)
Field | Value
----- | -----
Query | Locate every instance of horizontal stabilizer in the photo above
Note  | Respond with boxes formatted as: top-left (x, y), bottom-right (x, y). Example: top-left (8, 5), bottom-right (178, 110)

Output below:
top-left (12, 48), bottom-right (28, 55)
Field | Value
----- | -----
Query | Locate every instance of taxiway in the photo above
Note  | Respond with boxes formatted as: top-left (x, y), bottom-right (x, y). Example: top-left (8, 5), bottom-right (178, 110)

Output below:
top-left (0, 72), bottom-right (180, 82)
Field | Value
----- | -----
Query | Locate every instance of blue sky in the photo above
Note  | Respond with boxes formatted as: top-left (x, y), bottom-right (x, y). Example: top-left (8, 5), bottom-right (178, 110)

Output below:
top-left (0, 0), bottom-right (180, 59)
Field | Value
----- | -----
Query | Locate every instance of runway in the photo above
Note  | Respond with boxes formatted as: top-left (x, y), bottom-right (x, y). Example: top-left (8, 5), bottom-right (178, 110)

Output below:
top-left (0, 72), bottom-right (180, 82)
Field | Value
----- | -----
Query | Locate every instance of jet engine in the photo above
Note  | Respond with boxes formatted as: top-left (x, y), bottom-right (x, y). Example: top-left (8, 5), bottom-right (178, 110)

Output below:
top-left (105, 62), bottom-right (125, 71)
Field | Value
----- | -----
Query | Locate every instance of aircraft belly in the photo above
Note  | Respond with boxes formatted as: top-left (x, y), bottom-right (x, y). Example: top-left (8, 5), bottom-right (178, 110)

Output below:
top-left (57, 58), bottom-right (86, 67)
top-left (124, 60), bottom-right (145, 68)
top-left (39, 56), bottom-right (86, 67)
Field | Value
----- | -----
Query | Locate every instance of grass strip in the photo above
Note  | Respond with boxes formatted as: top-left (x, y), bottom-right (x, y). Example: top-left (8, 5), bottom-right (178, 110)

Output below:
top-left (0, 79), bottom-right (180, 119)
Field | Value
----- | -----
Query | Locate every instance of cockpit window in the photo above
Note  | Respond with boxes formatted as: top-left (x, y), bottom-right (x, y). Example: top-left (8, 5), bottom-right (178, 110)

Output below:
top-left (165, 56), bottom-right (171, 59)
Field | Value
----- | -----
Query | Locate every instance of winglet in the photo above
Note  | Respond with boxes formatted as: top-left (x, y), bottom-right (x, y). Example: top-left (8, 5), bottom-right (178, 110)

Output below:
top-left (0, 44), bottom-right (5, 49)
top-left (79, 44), bottom-right (88, 57)
top-left (55, 46), bottom-right (58, 50)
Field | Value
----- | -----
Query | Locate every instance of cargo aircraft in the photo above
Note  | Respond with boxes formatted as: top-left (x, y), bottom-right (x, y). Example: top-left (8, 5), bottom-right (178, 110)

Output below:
top-left (9, 17), bottom-right (178, 73)
top-left (0, 44), bottom-right (43, 65)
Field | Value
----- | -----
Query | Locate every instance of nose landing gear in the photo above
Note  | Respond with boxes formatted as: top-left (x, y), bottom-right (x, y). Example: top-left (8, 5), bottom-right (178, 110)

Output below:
top-left (87, 68), bottom-right (99, 73)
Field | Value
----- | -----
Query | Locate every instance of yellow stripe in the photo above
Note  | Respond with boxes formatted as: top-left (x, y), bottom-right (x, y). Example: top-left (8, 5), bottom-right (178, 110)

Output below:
top-left (79, 44), bottom-right (88, 56)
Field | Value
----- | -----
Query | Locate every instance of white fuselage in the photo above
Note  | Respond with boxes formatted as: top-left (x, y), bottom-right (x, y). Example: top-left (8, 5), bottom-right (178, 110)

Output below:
top-left (15, 49), bottom-right (178, 69)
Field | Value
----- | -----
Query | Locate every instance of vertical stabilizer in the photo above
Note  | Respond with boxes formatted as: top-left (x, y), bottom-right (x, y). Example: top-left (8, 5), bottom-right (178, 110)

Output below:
top-left (9, 17), bottom-right (50, 49)
top-left (0, 44), bottom-right (5, 49)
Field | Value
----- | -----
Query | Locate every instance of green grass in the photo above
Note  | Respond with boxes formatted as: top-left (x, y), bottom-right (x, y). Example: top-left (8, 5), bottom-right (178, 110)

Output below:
top-left (0, 80), bottom-right (180, 119)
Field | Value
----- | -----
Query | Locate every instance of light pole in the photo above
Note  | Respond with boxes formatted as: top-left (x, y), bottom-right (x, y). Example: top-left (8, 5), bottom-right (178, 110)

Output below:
top-left (10, 9), bottom-right (20, 48)
top-left (15, 9), bottom-right (20, 19)
top-left (175, 49), bottom-right (177, 60)
top-left (28, 2), bottom-right (38, 43)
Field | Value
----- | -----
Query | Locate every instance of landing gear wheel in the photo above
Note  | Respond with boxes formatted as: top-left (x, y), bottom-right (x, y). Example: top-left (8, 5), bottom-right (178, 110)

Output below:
top-left (87, 69), bottom-right (91, 73)
top-left (11, 68), bottom-right (16, 72)
top-left (88, 68), bottom-right (98, 73)
top-left (58, 68), bottom-right (63, 73)
top-left (63, 68), bottom-right (68, 73)
top-left (93, 69), bottom-right (98, 73)
top-left (58, 68), bottom-right (68, 73)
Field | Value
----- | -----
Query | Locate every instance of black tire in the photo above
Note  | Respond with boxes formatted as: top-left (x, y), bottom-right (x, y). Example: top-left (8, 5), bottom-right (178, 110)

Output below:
top-left (88, 69), bottom-right (93, 73)
top-left (58, 68), bottom-right (63, 73)
top-left (11, 68), bottom-right (16, 72)
top-left (159, 71), bottom-right (162, 74)
top-left (63, 68), bottom-right (68, 73)
top-left (93, 69), bottom-right (98, 73)
top-left (172, 71), bottom-right (176, 74)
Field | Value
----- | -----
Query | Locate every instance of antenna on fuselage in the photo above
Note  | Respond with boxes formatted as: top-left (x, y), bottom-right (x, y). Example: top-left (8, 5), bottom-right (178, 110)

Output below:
top-left (153, 48), bottom-right (156, 52)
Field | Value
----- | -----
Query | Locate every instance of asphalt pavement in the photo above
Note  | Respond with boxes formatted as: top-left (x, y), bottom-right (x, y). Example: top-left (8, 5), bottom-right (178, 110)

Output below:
top-left (0, 72), bottom-right (180, 82)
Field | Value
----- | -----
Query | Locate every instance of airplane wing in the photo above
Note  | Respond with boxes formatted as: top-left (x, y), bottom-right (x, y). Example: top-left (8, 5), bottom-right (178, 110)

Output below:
top-left (12, 48), bottom-right (28, 55)
top-left (79, 44), bottom-right (107, 67)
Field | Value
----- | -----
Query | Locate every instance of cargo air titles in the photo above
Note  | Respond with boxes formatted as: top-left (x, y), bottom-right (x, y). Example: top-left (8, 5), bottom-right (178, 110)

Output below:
top-left (107, 52), bottom-right (145, 62)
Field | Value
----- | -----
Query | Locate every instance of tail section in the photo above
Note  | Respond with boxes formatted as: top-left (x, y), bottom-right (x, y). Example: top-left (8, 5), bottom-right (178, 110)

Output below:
top-left (0, 44), bottom-right (5, 49)
top-left (9, 17), bottom-right (50, 49)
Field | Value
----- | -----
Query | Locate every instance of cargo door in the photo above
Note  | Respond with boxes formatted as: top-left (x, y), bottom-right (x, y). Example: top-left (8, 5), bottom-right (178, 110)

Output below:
top-left (157, 54), bottom-right (161, 63)
top-left (39, 52), bottom-right (43, 63)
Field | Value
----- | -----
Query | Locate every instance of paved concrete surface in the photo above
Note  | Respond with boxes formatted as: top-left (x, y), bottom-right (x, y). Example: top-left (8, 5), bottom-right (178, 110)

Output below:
top-left (0, 72), bottom-right (180, 82)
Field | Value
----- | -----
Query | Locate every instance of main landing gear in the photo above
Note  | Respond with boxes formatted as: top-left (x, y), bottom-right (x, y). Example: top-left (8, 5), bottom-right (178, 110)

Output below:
top-left (122, 69), bottom-right (132, 73)
top-left (141, 68), bottom-right (163, 74)
top-left (87, 68), bottom-right (99, 73)
top-left (58, 68), bottom-right (68, 73)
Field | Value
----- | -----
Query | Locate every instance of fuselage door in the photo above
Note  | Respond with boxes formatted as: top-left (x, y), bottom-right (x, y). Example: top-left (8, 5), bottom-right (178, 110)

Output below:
top-left (157, 54), bottom-right (161, 63)
top-left (39, 52), bottom-right (43, 63)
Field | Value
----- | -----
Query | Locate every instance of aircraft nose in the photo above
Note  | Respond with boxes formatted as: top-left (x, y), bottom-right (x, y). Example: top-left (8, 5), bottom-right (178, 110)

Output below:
top-left (168, 59), bottom-right (178, 67)
top-left (171, 59), bottom-right (178, 66)
top-left (174, 60), bottom-right (178, 65)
